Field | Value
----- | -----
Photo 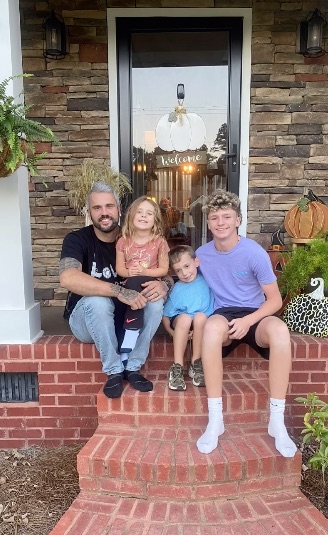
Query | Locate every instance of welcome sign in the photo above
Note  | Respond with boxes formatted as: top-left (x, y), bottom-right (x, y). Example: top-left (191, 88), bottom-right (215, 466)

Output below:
top-left (156, 150), bottom-right (207, 168)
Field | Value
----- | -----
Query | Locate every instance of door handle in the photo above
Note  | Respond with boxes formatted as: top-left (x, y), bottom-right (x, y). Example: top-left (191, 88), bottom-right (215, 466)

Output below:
top-left (224, 144), bottom-right (237, 172)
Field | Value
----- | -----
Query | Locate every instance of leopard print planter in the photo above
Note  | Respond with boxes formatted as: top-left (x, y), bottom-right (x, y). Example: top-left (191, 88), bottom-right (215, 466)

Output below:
top-left (283, 294), bottom-right (328, 337)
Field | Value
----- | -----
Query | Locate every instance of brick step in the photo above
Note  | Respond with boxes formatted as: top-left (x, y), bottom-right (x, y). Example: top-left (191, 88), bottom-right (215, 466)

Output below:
top-left (143, 335), bottom-right (269, 373)
top-left (50, 488), bottom-right (328, 535)
top-left (97, 371), bottom-right (271, 428)
top-left (84, 369), bottom-right (300, 502)
top-left (77, 424), bottom-right (301, 501)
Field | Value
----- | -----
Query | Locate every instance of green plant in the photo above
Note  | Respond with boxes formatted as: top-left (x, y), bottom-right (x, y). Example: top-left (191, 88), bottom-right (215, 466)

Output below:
top-left (69, 158), bottom-right (133, 214)
top-left (278, 236), bottom-right (328, 298)
top-left (296, 393), bottom-right (328, 488)
top-left (0, 74), bottom-right (58, 176)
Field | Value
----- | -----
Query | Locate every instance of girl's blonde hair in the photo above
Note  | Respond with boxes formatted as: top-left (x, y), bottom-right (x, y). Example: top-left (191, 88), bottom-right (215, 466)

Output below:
top-left (121, 196), bottom-right (164, 240)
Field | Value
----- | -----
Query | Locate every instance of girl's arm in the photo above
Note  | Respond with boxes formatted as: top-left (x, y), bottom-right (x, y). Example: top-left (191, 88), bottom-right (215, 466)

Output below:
top-left (139, 239), bottom-right (169, 277)
top-left (140, 255), bottom-right (169, 277)
top-left (116, 249), bottom-right (130, 278)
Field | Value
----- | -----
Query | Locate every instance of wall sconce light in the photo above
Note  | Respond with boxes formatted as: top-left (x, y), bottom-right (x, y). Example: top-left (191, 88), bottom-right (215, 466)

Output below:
top-left (300, 8), bottom-right (327, 57)
top-left (43, 11), bottom-right (68, 59)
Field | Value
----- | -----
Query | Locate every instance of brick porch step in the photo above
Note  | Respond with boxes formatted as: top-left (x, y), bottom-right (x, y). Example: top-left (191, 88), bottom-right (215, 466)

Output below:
top-left (48, 334), bottom-right (328, 535)
top-left (143, 334), bottom-right (270, 374)
top-left (77, 424), bottom-right (300, 501)
top-left (50, 488), bottom-right (328, 535)
top-left (97, 372), bottom-right (271, 428)
top-left (75, 371), bottom-right (301, 502)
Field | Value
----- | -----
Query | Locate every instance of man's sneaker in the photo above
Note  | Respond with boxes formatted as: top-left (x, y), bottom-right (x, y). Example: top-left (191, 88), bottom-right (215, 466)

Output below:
top-left (168, 363), bottom-right (186, 391)
top-left (188, 358), bottom-right (205, 387)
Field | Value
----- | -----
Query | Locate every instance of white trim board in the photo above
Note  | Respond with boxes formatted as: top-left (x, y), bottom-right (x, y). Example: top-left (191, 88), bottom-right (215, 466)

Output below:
top-left (107, 8), bottom-right (252, 236)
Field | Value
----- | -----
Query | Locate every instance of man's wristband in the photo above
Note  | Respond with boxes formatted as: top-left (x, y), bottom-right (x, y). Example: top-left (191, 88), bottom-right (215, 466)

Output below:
top-left (163, 278), bottom-right (174, 292)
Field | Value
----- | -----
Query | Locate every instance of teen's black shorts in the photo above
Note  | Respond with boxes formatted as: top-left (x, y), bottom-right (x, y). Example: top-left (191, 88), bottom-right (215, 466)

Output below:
top-left (212, 307), bottom-right (270, 360)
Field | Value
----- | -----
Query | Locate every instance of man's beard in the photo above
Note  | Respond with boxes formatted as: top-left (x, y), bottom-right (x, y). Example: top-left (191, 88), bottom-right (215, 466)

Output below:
top-left (91, 215), bottom-right (119, 234)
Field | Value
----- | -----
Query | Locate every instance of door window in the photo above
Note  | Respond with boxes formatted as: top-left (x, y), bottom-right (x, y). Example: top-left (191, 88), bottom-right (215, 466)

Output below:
top-left (117, 18), bottom-right (242, 249)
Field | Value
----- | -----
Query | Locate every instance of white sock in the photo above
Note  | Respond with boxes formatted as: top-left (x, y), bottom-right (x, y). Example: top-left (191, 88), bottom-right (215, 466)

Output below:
top-left (121, 329), bottom-right (140, 352)
top-left (268, 398), bottom-right (297, 458)
top-left (197, 398), bottom-right (225, 454)
top-left (121, 352), bottom-right (129, 366)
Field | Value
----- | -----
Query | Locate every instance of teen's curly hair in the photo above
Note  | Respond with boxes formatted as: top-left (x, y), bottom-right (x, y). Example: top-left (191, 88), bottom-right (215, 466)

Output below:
top-left (121, 196), bottom-right (164, 240)
top-left (203, 189), bottom-right (242, 222)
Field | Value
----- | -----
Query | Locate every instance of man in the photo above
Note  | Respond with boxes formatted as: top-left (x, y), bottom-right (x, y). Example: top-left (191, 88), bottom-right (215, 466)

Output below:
top-left (195, 189), bottom-right (297, 458)
top-left (59, 181), bottom-right (168, 399)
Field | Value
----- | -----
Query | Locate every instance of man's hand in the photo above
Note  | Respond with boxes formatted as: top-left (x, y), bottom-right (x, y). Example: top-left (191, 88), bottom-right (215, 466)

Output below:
top-left (141, 279), bottom-right (168, 302)
top-left (117, 287), bottom-right (147, 309)
top-left (227, 317), bottom-right (252, 339)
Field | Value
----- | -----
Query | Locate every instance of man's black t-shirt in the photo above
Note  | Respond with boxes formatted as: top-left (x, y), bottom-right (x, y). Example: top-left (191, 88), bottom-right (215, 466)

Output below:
top-left (61, 226), bottom-right (126, 340)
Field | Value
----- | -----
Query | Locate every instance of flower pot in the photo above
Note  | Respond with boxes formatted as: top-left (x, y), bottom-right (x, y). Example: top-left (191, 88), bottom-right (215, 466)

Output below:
top-left (0, 141), bottom-right (14, 177)
top-left (0, 139), bottom-right (27, 178)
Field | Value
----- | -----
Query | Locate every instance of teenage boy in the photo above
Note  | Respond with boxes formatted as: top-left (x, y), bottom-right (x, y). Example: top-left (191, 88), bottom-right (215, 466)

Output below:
top-left (196, 189), bottom-right (297, 458)
top-left (162, 245), bottom-right (214, 391)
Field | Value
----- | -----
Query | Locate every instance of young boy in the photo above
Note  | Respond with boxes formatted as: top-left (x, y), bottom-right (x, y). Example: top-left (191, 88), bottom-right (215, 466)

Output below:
top-left (162, 245), bottom-right (214, 391)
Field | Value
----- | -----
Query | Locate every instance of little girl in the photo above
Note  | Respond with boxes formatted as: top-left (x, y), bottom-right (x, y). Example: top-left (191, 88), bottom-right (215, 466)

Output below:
top-left (116, 196), bottom-right (169, 353)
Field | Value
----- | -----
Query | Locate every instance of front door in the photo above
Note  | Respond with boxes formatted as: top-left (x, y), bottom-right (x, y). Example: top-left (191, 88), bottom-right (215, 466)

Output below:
top-left (116, 16), bottom-right (242, 249)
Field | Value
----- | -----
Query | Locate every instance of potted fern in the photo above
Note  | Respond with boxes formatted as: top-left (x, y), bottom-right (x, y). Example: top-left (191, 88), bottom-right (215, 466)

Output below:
top-left (0, 74), bottom-right (58, 177)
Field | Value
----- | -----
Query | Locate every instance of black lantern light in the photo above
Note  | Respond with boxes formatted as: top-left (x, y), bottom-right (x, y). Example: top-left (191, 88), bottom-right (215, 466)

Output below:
top-left (43, 11), bottom-right (67, 60)
top-left (300, 8), bottom-right (327, 57)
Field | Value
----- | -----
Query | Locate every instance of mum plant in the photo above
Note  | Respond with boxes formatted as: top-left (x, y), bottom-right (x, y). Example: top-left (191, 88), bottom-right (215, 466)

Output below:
top-left (0, 74), bottom-right (58, 177)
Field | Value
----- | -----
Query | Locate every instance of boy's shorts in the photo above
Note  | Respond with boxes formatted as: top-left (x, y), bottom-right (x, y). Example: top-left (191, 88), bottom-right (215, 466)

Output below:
top-left (212, 307), bottom-right (270, 360)
top-left (169, 315), bottom-right (193, 330)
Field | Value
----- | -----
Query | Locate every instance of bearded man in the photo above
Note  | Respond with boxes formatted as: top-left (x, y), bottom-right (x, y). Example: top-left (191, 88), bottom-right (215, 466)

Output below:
top-left (59, 181), bottom-right (169, 399)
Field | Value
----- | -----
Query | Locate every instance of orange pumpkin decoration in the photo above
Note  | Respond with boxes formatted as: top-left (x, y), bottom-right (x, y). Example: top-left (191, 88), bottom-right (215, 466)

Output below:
top-left (285, 192), bottom-right (328, 239)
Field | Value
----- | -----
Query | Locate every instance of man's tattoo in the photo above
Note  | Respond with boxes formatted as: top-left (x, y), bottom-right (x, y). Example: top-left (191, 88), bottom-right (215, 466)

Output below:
top-left (112, 284), bottom-right (122, 297)
top-left (59, 257), bottom-right (82, 275)
top-left (119, 287), bottom-right (138, 302)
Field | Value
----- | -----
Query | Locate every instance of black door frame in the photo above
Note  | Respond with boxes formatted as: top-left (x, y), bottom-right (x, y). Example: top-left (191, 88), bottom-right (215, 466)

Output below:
top-left (116, 16), bottom-right (243, 196)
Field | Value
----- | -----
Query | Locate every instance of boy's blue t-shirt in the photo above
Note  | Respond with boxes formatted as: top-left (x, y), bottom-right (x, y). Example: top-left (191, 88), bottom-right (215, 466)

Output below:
top-left (196, 236), bottom-right (276, 310)
top-left (163, 273), bottom-right (214, 319)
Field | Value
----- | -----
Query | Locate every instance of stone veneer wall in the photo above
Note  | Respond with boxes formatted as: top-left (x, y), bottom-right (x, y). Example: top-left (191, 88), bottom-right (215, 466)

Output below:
top-left (19, 0), bottom-right (328, 305)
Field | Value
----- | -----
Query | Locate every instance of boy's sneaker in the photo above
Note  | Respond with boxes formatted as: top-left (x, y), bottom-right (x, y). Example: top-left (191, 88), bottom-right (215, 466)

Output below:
top-left (188, 358), bottom-right (205, 387)
top-left (168, 363), bottom-right (186, 391)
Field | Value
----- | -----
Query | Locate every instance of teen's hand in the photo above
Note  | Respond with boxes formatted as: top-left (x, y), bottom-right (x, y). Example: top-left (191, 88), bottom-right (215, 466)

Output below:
top-left (227, 317), bottom-right (251, 339)
top-left (141, 279), bottom-right (168, 301)
top-left (117, 287), bottom-right (147, 309)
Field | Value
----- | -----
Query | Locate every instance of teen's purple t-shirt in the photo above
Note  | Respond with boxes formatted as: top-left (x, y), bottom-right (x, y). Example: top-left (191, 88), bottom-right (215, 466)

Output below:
top-left (196, 236), bottom-right (276, 310)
